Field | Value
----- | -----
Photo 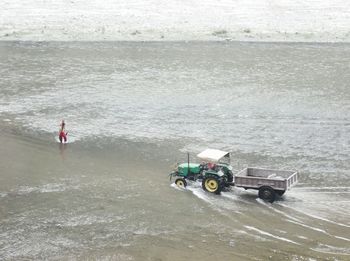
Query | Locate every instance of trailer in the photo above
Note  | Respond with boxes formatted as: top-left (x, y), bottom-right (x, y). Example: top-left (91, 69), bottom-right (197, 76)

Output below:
top-left (170, 149), bottom-right (299, 203)
top-left (235, 167), bottom-right (298, 202)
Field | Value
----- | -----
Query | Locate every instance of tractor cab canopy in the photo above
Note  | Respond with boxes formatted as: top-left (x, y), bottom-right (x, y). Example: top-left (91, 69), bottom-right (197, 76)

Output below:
top-left (197, 149), bottom-right (230, 164)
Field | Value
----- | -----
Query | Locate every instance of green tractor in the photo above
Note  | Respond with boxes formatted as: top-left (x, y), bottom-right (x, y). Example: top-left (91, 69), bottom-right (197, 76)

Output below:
top-left (169, 149), bottom-right (234, 194)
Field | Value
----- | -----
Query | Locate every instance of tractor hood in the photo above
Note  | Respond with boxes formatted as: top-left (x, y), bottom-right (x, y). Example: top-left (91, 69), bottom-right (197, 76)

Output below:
top-left (178, 163), bottom-right (201, 176)
top-left (197, 149), bottom-right (230, 163)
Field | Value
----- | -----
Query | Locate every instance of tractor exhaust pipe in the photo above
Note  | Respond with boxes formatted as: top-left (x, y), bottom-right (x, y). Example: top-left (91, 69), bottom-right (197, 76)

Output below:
top-left (187, 152), bottom-right (190, 176)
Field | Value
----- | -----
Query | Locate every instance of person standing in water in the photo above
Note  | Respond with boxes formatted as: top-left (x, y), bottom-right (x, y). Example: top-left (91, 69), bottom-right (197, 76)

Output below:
top-left (59, 120), bottom-right (68, 143)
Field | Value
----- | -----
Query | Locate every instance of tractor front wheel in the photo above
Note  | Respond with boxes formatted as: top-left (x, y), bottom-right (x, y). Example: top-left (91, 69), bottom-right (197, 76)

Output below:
top-left (202, 176), bottom-right (222, 194)
top-left (175, 178), bottom-right (187, 188)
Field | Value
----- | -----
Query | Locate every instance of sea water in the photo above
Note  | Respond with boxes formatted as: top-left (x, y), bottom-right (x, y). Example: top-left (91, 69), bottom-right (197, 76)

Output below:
top-left (0, 41), bottom-right (349, 260)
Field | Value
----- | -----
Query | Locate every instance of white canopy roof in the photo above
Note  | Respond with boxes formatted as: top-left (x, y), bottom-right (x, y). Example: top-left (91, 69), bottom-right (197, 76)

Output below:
top-left (197, 149), bottom-right (230, 163)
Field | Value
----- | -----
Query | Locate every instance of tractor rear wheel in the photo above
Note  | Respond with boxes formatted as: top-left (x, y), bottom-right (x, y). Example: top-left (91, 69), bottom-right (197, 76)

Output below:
top-left (202, 176), bottom-right (222, 194)
top-left (258, 186), bottom-right (276, 203)
top-left (175, 178), bottom-right (187, 188)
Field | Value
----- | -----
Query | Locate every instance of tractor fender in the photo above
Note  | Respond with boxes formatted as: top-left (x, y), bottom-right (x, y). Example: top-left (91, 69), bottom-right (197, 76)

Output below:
top-left (204, 170), bottom-right (224, 178)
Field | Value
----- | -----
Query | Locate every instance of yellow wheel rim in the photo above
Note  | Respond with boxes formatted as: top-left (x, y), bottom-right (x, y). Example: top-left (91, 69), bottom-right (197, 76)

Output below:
top-left (205, 179), bottom-right (218, 192)
top-left (176, 180), bottom-right (185, 187)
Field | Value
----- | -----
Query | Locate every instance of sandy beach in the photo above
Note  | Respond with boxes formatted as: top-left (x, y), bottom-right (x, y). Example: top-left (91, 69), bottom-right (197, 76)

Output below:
top-left (1, 0), bottom-right (350, 42)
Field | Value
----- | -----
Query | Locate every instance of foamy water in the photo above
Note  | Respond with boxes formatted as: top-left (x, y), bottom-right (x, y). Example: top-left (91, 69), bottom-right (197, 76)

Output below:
top-left (171, 180), bottom-right (350, 256)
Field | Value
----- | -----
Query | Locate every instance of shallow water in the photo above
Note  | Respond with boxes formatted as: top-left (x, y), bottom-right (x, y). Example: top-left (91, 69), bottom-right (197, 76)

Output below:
top-left (0, 41), bottom-right (349, 260)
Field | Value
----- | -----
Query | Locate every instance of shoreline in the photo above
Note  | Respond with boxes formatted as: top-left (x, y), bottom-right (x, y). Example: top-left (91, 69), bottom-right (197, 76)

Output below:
top-left (1, 36), bottom-right (350, 44)
top-left (1, 0), bottom-right (349, 43)
top-left (1, 39), bottom-right (350, 44)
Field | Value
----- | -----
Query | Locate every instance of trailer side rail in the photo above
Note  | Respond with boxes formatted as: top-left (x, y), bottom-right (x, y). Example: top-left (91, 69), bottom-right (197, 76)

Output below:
top-left (286, 171), bottom-right (298, 189)
top-left (234, 168), bottom-right (298, 191)
top-left (234, 176), bottom-right (287, 190)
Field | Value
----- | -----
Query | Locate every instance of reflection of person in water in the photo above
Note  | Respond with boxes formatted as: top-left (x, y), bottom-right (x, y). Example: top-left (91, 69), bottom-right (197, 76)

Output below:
top-left (59, 142), bottom-right (67, 160)
top-left (58, 120), bottom-right (68, 143)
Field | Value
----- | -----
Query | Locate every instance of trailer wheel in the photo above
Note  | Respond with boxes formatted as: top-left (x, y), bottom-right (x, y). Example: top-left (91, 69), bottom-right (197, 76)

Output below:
top-left (202, 176), bottom-right (222, 194)
top-left (175, 178), bottom-right (187, 188)
top-left (258, 186), bottom-right (276, 203)
top-left (276, 190), bottom-right (285, 196)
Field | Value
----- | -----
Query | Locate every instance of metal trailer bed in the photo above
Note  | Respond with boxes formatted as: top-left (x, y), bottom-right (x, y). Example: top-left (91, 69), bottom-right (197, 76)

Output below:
top-left (234, 167), bottom-right (298, 202)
